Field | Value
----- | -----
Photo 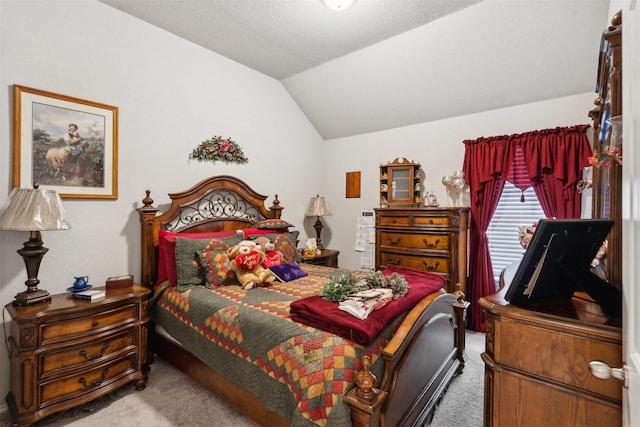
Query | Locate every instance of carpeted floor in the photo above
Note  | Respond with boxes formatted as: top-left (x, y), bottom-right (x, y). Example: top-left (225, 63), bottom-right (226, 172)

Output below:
top-left (0, 332), bottom-right (485, 427)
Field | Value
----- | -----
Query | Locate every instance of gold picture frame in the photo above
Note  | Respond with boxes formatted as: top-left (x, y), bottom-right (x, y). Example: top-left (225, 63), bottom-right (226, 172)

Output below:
top-left (13, 85), bottom-right (118, 199)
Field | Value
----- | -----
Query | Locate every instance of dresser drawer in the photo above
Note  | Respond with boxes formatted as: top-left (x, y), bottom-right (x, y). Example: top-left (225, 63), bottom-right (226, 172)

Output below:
top-left (412, 214), bottom-right (452, 228)
top-left (40, 329), bottom-right (137, 378)
top-left (378, 231), bottom-right (450, 252)
top-left (379, 251), bottom-right (450, 276)
top-left (40, 304), bottom-right (137, 346)
top-left (40, 353), bottom-right (137, 406)
top-left (497, 318), bottom-right (622, 401)
top-left (377, 215), bottom-right (411, 227)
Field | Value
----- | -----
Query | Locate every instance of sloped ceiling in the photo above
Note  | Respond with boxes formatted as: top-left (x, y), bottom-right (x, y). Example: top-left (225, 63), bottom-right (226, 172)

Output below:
top-left (98, 0), bottom-right (610, 139)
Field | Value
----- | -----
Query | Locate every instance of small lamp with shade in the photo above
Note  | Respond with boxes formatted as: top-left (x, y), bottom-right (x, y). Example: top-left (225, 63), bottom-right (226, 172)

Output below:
top-left (0, 184), bottom-right (71, 306)
top-left (305, 195), bottom-right (332, 250)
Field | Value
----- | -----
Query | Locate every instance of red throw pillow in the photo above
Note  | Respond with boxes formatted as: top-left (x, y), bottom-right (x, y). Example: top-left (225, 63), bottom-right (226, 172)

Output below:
top-left (157, 230), bottom-right (237, 286)
top-left (240, 228), bottom-right (287, 239)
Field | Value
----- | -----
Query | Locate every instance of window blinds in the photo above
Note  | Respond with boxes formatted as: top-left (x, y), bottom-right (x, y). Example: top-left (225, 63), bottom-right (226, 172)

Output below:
top-left (486, 183), bottom-right (545, 285)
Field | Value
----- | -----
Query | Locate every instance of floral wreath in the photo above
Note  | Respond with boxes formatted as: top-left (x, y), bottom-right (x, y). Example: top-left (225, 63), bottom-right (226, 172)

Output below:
top-left (190, 136), bottom-right (248, 164)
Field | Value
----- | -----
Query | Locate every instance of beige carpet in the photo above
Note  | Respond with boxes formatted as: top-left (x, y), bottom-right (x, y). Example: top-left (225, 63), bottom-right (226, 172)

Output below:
top-left (0, 332), bottom-right (485, 427)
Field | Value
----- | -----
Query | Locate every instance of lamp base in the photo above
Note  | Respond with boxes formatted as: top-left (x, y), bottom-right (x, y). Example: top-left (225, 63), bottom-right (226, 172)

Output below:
top-left (14, 288), bottom-right (51, 306)
top-left (314, 216), bottom-right (325, 250)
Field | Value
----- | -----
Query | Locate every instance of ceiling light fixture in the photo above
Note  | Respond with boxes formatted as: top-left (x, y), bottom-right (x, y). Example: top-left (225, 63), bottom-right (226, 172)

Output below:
top-left (323, 0), bottom-right (354, 11)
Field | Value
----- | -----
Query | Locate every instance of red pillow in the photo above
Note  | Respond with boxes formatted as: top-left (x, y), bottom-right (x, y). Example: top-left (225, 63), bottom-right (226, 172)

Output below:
top-left (157, 230), bottom-right (237, 286)
top-left (240, 227), bottom-right (287, 238)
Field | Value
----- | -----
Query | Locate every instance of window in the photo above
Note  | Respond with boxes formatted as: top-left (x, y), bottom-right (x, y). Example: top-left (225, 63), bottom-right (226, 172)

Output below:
top-left (486, 183), bottom-right (545, 285)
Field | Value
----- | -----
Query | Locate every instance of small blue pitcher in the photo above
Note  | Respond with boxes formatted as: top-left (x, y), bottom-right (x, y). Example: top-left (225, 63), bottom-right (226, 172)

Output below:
top-left (72, 276), bottom-right (89, 290)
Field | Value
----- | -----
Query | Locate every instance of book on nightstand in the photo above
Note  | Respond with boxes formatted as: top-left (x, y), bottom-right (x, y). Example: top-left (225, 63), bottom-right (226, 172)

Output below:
top-left (72, 289), bottom-right (106, 301)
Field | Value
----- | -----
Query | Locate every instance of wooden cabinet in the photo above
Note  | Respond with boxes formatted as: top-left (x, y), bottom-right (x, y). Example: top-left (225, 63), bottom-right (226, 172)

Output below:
top-left (5, 285), bottom-right (151, 427)
top-left (589, 11), bottom-right (622, 289)
top-left (379, 158), bottom-right (421, 207)
top-left (374, 207), bottom-right (469, 294)
top-left (300, 249), bottom-right (339, 268)
top-left (479, 288), bottom-right (622, 427)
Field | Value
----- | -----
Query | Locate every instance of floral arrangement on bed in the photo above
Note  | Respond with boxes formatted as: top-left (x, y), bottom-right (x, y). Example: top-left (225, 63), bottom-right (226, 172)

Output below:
top-left (190, 135), bottom-right (248, 164)
top-left (320, 271), bottom-right (409, 302)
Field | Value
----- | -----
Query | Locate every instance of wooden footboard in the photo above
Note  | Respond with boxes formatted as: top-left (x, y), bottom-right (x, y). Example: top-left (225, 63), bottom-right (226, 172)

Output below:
top-left (345, 287), bottom-right (468, 427)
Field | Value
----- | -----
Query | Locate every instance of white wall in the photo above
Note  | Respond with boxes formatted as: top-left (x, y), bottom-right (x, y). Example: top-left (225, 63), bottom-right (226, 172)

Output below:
top-left (323, 92), bottom-right (597, 271)
top-left (0, 0), bottom-right (324, 407)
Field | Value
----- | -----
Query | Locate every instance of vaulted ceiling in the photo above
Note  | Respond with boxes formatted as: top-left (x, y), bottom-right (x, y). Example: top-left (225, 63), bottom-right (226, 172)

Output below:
top-left (98, 0), bottom-right (610, 139)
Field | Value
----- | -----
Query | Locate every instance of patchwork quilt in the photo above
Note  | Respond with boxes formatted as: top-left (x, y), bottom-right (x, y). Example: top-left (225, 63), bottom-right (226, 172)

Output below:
top-left (151, 264), bottom-right (404, 427)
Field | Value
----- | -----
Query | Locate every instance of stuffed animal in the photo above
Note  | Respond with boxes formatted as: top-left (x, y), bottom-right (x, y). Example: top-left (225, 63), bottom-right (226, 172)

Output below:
top-left (253, 236), bottom-right (283, 268)
top-left (227, 240), bottom-right (276, 289)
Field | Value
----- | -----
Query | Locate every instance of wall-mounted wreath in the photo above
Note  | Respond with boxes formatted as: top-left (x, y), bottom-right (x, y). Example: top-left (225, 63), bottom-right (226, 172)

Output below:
top-left (190, 136), bottom-right (248, 164)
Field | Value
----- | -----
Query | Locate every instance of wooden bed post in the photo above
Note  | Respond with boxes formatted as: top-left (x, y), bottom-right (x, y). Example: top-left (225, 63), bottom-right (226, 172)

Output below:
top-left (269, 194), bottom-right (283, 219)
top-left (343, 355), bottom-right (388, 427)
top-left (453, 282), bottom-right (470, 369)
top-left (137, 190), bottom-right (159, 288)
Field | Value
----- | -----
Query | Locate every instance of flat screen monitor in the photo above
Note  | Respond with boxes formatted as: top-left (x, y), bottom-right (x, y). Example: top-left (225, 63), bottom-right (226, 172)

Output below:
top-left (505, 218), bottom-right (622, 317)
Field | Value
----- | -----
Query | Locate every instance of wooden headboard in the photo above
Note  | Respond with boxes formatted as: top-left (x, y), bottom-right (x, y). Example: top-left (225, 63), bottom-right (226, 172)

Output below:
top-left (137, 175), bottom-right (283, 288)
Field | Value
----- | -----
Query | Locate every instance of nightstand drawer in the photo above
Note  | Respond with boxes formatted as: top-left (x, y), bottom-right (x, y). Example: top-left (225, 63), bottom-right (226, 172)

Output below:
top-left (379, 251), bottom-right (450, 275)
top-left (40, 304), bottom-right (137, 345)
top-left (40, 354), bottom-right (137, 405)
top-left (378, 231), bottom-right (450, 251)
top-left (40, 329), bottom-right (137, 378)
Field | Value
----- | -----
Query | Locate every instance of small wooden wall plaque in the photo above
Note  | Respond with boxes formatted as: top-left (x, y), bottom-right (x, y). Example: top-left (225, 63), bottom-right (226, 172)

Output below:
top-left (346, 171), bottom-right (361, 198)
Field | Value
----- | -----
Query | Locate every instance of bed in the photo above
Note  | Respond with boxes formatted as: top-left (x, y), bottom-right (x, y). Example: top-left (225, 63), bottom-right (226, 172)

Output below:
top-left (137, 175), bottom-right (468, 427)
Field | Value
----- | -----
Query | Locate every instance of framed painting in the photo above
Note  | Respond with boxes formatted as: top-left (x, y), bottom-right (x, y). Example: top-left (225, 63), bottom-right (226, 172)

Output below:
top-left (12, 85), bottom-right (118, 199)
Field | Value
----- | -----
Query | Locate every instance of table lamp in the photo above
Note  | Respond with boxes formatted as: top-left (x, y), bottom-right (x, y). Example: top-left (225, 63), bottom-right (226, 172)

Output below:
top-left (0, 184), bottom-right (71, 305)
top-left (305, 195), bottom-right (332, 250)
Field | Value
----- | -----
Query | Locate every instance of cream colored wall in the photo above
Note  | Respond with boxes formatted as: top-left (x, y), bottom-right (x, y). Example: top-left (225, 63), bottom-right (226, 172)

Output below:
top-left (322, 92), bottom-right (597, 270)
top-left (0, 0), bottom-right (323, 407)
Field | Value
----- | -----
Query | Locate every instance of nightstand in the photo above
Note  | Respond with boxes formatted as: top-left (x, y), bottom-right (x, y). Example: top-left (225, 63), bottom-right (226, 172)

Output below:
top-left (301, 249), bottom-right (340, 268)
top-left (5, 285), bottom-right (151, 427)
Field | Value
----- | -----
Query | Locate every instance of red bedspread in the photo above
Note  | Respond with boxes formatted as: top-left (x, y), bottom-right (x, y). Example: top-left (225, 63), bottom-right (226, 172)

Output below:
top-left (289, 267), bottom-right (446, 345)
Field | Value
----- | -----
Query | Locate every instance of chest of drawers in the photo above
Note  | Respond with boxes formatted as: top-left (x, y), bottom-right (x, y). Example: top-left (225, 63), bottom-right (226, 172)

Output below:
top-left (5, 285), bottom-right (151, 427)
top-left (479, 289), bottom-right (622, 426)
top-left (374, 207), bottom-right (469, 294)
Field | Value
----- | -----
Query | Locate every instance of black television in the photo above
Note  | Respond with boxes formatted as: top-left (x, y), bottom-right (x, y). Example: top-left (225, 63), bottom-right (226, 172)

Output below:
top-left (504, 218), bottom-right (622, 318)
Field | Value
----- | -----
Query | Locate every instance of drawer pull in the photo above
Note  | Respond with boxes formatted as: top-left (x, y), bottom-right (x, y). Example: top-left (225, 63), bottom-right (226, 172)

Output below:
top-left (428, 219), bottom-right (434, 224)
top-left (422, 238), bottom-right (439, 249)
top-left (92, 321), bottom-right (99, 327)
top-left (422, 260), bottom-right (440, 271)
top-left (79, 342), bottom-right (109, 361)
top-left (79, 368), bottom-right (109, 388)
top-left (388, 258), bottom-right (401, 265)
top-left (387, 237), bottom-right (402, 246)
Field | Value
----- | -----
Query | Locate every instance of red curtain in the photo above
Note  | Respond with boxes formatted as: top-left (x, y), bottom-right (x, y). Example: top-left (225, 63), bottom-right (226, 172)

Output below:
top-left (462, 125), bottom-right (591, 332)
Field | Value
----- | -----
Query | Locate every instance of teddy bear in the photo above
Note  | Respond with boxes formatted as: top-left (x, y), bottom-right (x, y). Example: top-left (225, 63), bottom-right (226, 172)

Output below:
top-left (253, 236), bottom-right (283, 268)
top-left (227, 240), bottom-right (276, 289)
